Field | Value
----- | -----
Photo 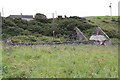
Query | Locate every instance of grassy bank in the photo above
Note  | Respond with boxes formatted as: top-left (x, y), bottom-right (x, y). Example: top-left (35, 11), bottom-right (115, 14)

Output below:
top-left (83, 16), bottom-right (119, 42)
top-left (2, 44), bottom-right (118, 78)
top-left (83, 16), bottom-right (118, 19)
top-left (84, 16), bottom-right (118, 31)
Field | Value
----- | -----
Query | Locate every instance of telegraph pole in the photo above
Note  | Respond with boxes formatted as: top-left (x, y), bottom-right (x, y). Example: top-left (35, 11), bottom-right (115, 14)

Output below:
top-left (55, 11), bottom-right (57, 18)
top-left (2, 8), bottom-right (4, 17)
top-left (52, 13), bottom-right (55, 41)
top-left (52, 13), bottom-right (55, 25)
top-left (109, 3), bottom-right (112, 20)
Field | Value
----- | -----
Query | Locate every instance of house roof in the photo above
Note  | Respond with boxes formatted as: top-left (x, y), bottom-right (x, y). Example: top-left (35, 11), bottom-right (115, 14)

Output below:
top-left (22, 15), bottom-right (33, 18)
top-left (9, 15), bottom-right (33, 18)
top-left (9, 15), bottom-right (22, 18)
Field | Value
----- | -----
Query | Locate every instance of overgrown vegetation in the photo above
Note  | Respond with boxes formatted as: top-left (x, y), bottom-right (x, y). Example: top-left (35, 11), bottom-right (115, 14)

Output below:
top-left (1, 15), bottom-right (119, 78)
top-left (2, 44), bottom-right (118, 78)
top-left (0, 44), bottom-right (2, 79)
top-left (2, 14), bottom-right (119, 42)
top-left (84, 16), bottom-right (119, 41)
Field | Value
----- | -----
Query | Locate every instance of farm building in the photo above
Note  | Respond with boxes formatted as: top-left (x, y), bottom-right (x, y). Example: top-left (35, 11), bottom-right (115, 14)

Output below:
top-left (8, 14), bottom-right (33, 21)
top-left (89, 27), bottom-right (111, 45)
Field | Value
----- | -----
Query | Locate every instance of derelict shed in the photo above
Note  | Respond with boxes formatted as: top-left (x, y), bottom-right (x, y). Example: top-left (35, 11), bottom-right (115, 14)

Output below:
top-left (89, 27), bottom-right (111, 45)
top-left (74, 27), bottom-right (88, 41)
top-left (89, 35), bottom-right (107, 41)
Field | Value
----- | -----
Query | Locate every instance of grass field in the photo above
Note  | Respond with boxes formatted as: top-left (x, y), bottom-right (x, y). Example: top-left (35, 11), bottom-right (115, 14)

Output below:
top-left (2, 44), bottom-right (118, 78)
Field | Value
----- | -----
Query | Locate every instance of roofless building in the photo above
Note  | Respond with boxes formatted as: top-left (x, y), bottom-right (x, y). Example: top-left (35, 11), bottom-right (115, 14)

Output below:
top-left (89, 27), bottom-right (111, 45)
top-left (74, 27), bottom-right (88, 41)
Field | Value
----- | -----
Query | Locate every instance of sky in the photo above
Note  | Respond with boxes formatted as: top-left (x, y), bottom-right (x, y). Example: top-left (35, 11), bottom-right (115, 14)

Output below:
top-left (0, 0), bottom-right (119, 18)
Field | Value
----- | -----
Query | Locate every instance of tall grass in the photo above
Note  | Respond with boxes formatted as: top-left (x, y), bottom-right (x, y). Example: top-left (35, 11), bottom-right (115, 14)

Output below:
top-left (2, 44), bottom-right (118, 78)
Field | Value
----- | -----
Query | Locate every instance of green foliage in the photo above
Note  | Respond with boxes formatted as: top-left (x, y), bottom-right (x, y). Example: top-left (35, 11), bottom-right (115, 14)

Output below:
top-left (69, 16), bottom-right (86, 21)
top-left (84, 16), bottom-right (118, 19)
top-left (83, 28), bottom-right (96, 38)
top-left (56, 18), bottom-right (96, 36)
top-left (84, 16), bottom-right (119, 40)
top-left (10, 35), bottom-right (65, 43)
top-left (104, 30), bottom-right (120, 39)
top-left (102, 20), bottom-right (109, 23)
top-left (0, 45), bottom-right (2, 80)
top-left (34, 13), bottom-right (48, 23)
top-left (2, 15), bottom-right (120, 41)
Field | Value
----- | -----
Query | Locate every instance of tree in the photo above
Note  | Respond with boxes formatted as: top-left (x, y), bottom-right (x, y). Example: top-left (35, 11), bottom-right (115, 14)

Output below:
top-left (34, 13), bottom-right (48, 23)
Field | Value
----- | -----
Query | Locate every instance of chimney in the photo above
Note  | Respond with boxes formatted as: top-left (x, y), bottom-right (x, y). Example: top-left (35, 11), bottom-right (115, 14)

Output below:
top-left (21, 13), bottom-right (22, 18)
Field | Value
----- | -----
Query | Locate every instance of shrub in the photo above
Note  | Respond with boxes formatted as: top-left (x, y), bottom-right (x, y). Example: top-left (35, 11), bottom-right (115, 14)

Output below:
top-left (102, 20), bottom-right (109, 23)
top-left (104, 30), bottom-right (119, 39)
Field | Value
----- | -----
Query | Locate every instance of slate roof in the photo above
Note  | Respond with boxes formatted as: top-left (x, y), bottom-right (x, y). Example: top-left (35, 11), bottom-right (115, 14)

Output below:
top-left (9, 15), bottom-right (33, 19)
top-left (9, 15), bottom-right (22, 18)
top-left (22, 15), bottom-right (33, 18)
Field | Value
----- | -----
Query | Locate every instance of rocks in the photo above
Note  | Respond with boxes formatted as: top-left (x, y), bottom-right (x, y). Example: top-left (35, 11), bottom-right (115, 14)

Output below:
top-left (5, 41), bottom-right (120, 46)
top-left (89, 27), bottom-right (111, 45)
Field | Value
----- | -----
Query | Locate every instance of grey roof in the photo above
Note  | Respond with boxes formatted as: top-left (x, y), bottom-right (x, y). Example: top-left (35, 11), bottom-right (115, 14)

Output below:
top-left (22, 15), bottom-right (33, 18)
top-left (9, 15), bottom-right (33, 18)
top-left (9, 15), bottom-right (22, 18)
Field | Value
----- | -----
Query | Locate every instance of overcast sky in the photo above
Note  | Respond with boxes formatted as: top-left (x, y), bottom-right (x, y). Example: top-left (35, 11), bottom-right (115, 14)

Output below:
top-left (0, 0), bottom-right (119, 18)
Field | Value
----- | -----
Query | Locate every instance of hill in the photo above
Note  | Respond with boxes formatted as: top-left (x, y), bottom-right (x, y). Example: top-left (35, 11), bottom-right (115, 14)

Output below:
top-left (83, 16), bottom-right (119, 41)
top-left (1, 16), bottom-right (119, 78)
top-left (2, 15), bottom-right (120, 42)
top-left (83, 16), bottom-right (118, 31)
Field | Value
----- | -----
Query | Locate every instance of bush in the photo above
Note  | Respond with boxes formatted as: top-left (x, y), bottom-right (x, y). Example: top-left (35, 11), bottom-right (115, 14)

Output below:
top-left (34, 13), bottom-right (48, 23)
top-left (102, 20), bottom-right (109, 23)
top-left (104, 30), bottom-right (119, 39)
top-left (11, 35), bottom-right (37, 43)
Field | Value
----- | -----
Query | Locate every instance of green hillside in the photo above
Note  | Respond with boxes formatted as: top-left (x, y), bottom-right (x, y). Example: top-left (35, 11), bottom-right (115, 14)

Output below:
top-left (2, 14), bottom-right (120, 42)
top-left (84, 16), bottom-right (118, 31)
top-left (83, 16), bottom-right (119, 41)
top-left (1, 16), bottom-right (119, 78)
top-left (83, 16), bottom-right (118, 19)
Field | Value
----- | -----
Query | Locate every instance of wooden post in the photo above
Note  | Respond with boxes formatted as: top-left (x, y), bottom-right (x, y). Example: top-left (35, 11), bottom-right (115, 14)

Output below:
top-left (52, 13), bottom-right (55, 41)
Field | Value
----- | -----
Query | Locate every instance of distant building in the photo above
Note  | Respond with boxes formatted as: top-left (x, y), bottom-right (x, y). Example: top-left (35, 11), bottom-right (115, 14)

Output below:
top-left (8, 14), bottom-right (33, 21)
